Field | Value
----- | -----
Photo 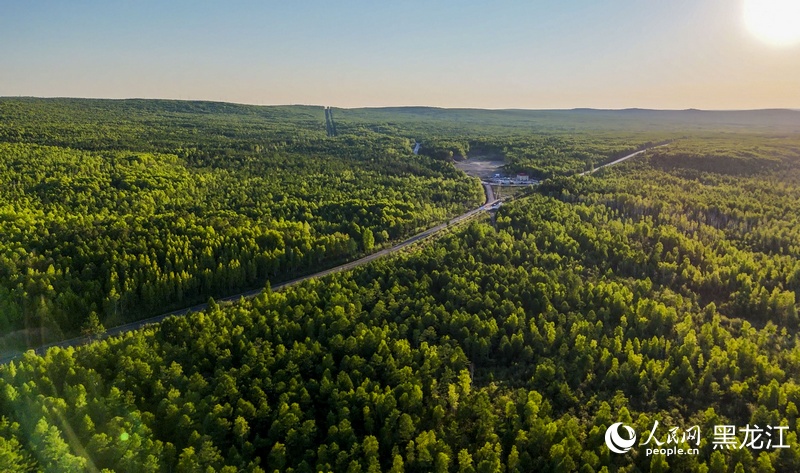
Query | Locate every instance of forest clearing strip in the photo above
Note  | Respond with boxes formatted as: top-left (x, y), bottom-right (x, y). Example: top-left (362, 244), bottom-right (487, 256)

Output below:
top-left (579, 142), bottom-right (670, 176)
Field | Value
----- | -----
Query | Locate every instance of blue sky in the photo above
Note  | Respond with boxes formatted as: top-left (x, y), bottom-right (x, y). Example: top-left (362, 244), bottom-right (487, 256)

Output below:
top-left (2, 0), bottom-right (799, 109)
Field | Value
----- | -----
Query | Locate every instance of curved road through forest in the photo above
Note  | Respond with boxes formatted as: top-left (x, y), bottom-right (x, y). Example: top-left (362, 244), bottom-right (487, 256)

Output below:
top-left (1, 145), bottom-right (663, 364)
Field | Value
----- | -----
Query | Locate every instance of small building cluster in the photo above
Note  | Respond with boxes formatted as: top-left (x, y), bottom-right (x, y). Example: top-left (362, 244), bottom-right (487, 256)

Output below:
top-left (487, 172), bottom-right (539, 186)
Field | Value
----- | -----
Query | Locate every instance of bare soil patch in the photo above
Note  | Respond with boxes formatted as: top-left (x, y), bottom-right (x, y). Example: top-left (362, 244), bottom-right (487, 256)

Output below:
top-left (454, 159), bottom-right (506, 179)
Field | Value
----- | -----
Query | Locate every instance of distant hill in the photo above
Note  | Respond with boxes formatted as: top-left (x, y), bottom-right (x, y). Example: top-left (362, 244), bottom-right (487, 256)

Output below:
top-left (3, 97), bottom-right (799, 142)
top-left (326, 105), bottom-right (800, 137)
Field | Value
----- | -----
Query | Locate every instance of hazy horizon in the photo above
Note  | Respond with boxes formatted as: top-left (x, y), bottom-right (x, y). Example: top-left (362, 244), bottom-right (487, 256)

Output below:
top-left (5, 96), bottom-right (800, 113)
top-left (3, 0), bottom-right (800, 109)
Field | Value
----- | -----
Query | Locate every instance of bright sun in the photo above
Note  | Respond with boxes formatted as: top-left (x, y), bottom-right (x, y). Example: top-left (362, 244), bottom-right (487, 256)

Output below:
top-left (744, 0), bottom-right (800, 46)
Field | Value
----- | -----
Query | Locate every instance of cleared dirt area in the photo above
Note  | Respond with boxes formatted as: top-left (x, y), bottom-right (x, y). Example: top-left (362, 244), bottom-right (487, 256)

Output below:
top-left (454, 159), bottom-right (506, 179)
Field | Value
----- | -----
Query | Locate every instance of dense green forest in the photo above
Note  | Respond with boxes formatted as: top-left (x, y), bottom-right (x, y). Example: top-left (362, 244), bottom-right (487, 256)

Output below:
top-left (333, 107), bottom-right (800, 179)
top-left (0, 99), bottom-right (484, 353)
top-left (2, 99), bottom-right (800, 471)
top-left (0, 101), bottom-right (800, 473)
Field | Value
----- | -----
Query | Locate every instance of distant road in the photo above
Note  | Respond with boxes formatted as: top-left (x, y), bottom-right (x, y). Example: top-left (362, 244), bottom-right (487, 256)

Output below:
top-left (1, 143), bottom-right (664, 364)
top-left (579, 143), bottom-right (670, 176)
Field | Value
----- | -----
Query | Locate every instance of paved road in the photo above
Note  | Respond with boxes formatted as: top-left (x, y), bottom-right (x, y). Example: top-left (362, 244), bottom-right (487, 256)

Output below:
top-left (482, 182), bottom-right (495, 203)
top-left (579, 143), bottom-right (670, 176)
top-left (1, 143), bottom-right (664, 364)
top-left (0, 181), bottom-right (498, 364)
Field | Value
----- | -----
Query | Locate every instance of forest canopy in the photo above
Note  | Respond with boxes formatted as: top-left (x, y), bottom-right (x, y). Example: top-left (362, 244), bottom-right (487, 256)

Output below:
top-left (1, 99), bottom-right (800, 472)
top-left (0, 98), bottom-right (483, 353)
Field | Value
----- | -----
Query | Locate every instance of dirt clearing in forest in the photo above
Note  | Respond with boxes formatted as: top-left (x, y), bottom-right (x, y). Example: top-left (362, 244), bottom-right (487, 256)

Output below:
top-left (454, 159), bottom-right (505, 179)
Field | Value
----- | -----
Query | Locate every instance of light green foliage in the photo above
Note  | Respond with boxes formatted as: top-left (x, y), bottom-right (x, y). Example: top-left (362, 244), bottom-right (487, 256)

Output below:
top-left (0, 99), bottom-right (483, 352)
top-left (1, 100), bottom-right (800, 471)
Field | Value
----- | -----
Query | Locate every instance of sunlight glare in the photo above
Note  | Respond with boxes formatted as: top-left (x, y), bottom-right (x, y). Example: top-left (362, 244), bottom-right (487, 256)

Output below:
top-left (744, 0), bottom-right (800, 46)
